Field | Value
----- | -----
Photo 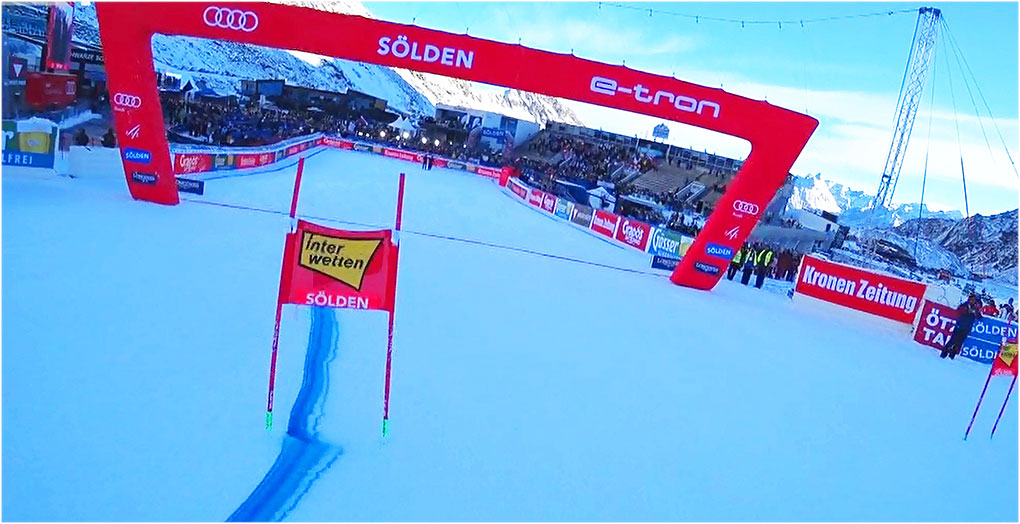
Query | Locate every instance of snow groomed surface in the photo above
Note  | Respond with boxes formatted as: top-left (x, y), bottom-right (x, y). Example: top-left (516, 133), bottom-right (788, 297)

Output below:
top-left (2, 147), bottom-right (1016, 521)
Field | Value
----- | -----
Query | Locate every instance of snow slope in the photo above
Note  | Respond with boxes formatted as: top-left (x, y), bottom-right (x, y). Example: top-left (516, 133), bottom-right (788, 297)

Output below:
top-left (2, 149), bottom-right (1017, 521)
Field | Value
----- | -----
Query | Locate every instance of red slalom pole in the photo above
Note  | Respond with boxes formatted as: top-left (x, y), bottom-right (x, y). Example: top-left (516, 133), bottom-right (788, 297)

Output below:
top-left (382, 173), bottom-right (406, 437)
top-left (964, 364), bottom-right (996, 440)
top-left (266, 158), bottom-right (306, 430)
top-left (990, 375), bottom-right (1017, 439)
top-left (289, 157), bottom-right (306, 227)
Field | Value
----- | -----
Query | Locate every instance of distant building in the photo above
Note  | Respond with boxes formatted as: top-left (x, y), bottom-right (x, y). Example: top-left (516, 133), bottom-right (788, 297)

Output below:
top-left (431, 103), bottom-right (541, 153)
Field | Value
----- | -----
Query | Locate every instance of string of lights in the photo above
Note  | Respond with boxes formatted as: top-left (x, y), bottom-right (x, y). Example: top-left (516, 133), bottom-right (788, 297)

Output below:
top-left (597, 2), bottom-right (918, 28)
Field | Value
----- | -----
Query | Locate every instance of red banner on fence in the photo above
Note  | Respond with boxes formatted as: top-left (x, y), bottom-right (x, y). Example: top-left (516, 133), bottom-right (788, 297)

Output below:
top-left (541, 192), bottom-right (557, 213)
top-left (591, 209), bottom-right (621, 238)
top-left (322, 137), bottom-right (354, 149)
top-left (913, 300), bottom-right (958, 348)
top-left (475, 165), bottom-right (502, 181)
top-left (382, 148), bottom-right (422, 163)
top-left (615, 217), bottom-right (652, 251)
top-left (280, 220), bottom-right (397, 312)
top-left (173, 153), bottom-right (213, 174)
top-left (795, 255), bottom-right (927, 323)
top-left (528, 188), bottom-right (544, 208)
top-left (508, 178), bottom-right (528, 200)
top-left (235, 152), bottom-right (277, 169)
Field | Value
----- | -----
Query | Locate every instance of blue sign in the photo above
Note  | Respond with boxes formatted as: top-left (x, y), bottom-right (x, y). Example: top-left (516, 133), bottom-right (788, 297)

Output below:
top-left (961, 317), bottom-right (1019, 364)
top-left (694, 261), bottom-right (721, 276)
top-left (2, 151), bottom-right (54, 168)
top-left (651, 255), bottom-right (679, 271)
top-left (123, 148), bottom-right (151, 164)
top-left (131, 172), bottom-right (157, 185)
top-left (705, 243), bottom-right (734, 260)
top-left (176, 177), bottom-right (205, 195)
top-left (481, 127), bottom-right (506, 139)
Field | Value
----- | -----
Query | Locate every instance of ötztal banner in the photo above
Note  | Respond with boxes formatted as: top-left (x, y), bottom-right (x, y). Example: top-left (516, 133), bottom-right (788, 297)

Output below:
top-left (795, 255), bottom-right (927, 324)
top-left (280, 220), bottom-right (397, 311)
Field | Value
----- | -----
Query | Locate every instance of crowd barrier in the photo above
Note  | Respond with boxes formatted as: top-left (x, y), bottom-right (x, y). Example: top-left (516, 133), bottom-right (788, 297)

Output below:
top-left (505, 177), bottom-right (694, 260)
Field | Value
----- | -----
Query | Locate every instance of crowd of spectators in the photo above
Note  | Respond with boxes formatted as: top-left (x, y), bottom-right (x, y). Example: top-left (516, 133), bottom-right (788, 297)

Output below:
top-left (160, 95), bottom-right (346, 147)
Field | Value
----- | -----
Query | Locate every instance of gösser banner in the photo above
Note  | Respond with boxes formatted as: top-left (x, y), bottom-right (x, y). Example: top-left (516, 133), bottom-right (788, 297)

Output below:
top-left (794, 255), bottom-right (928, 324)
top-left (95, 2), bottom-right (817, 291)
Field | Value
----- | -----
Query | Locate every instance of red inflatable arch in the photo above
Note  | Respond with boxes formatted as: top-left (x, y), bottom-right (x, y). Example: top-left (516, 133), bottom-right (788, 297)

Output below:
top-left (95, 2), bottom-right (817, 290)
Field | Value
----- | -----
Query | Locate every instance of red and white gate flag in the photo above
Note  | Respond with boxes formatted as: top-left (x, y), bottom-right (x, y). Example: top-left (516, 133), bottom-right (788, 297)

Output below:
top-left (280, 220), bottom-right (397, 313)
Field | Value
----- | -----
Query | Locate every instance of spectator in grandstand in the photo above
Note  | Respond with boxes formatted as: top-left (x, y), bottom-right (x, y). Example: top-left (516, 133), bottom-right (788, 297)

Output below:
top-left (101, 128), bottom-right (116, 148)
top-left (754, 244), bottom-right (776, 289)
top-left (740, 244), bottom-right (758, 286)
top-left (941, 294), bottom-right (984, 359)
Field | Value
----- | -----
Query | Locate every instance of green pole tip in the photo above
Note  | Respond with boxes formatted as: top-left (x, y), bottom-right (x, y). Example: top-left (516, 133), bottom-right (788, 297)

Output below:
top-left (266, 412), bottom-right (274, 431)
top-left (382, 418), bottom-right (389, 437)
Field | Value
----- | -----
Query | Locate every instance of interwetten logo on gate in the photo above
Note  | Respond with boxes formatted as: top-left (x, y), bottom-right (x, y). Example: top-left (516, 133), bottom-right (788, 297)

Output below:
top-left (299, 231), bottom-right (383, 291)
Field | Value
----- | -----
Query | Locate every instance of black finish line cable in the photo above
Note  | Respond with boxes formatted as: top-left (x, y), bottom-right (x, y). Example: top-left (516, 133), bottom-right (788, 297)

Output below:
top-left (181, 197), bottom-right (666, 278)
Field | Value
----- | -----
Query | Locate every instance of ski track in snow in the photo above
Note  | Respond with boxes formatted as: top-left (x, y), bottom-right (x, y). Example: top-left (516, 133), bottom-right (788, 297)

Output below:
top-left (228, 307), bottom-right (342, 522)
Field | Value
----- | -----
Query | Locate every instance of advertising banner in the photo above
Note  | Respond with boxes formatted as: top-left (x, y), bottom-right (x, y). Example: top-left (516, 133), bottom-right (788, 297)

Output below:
top-left (554, 198), bottom-right (571, 220)
top-left (795, 255), bottom-right (927, 324)
top-left (507, 178), bottom-right (528, 200)
top-left (212, 153), bottom-right (235, 171)
top-left (322, 137), bottom-right (354, 149)
top-left (382, 147), bottom-right (422, 163)
top-left (2, 119), bottom-right (58, 168)
top-left (176, 177), bottom-right (205, 195)
top-left (281, 220), bottom-right (397, 312)
top-left (541, 192), bottom-right (557, 213)
top-left (615, 217), bottom-right (652, 251)
top-left (913, 300), bottom-right (1020, 364)
top-left (590, 209), bottom-right (621, 238)
top-left (353, 143), bottom-right (374, 153)
top-left (235, 152), bottom-right (276, 169)
top-left (528, 188), bottom-right (544, 208)
top-left (475, 165), bottom-right (502, 180)
top-left (571, 204), bottom-right (594, 228)
top-left (44, 3), bottom-right (75, 71)
top-left (651, 255), bottom-right (680, 271)
top-left (446, 160), bottom-right (466, 171)
top-left (647, 227), bottom-right (692, 259)
top-left (173, 152), bottom-right (214, 174)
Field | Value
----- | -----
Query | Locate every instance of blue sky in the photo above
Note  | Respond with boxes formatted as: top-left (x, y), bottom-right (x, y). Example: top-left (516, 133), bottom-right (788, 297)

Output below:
top-left (364, 2), bottom-right (1018, 215)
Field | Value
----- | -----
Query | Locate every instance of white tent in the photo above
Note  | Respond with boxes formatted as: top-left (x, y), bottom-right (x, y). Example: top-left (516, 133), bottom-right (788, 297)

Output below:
top-left (387, 117), bottom-right (417, 133)
top-left (587, 186), bottom-right (616, 211)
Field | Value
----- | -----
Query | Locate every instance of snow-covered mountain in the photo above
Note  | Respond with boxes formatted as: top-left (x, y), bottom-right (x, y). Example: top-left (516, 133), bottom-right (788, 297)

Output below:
top-left (787, 173), bottom-right (964, 228)
top-left (847, 208), bottom-right (1018, 284)
top-left (894, 209), bottom-right (1019, 282)
top-left (63, 1), bottom-right (584, 126)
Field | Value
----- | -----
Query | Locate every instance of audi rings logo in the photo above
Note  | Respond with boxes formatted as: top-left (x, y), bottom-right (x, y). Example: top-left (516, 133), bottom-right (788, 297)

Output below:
top-left (732, 200), bottom-right (760, 215)
top-left (113, 93), bottom-right (142, 108)
top-left (203, 7), bottom-right (259, 32)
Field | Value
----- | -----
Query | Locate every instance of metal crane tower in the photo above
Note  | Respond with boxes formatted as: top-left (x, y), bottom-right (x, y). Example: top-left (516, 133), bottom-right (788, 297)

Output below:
top-left (871, 6), bottom-right (941, 210)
